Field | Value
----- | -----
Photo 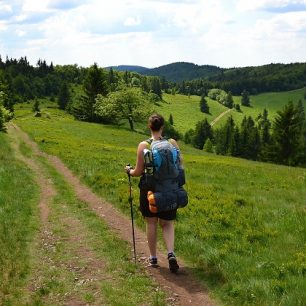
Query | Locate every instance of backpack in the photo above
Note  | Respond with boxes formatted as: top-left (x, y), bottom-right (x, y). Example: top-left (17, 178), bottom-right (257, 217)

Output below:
top-left (148, 138), bottom-right (180, 181)
top-left (142, 138), bottom-right (188, 212)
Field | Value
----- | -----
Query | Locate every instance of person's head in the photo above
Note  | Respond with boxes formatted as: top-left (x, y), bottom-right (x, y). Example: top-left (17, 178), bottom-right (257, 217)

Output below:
top-left (148, 113), bottom-right (164, 132)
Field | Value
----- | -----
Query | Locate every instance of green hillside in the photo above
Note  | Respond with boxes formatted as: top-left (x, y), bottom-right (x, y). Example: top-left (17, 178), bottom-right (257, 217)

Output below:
top-left (157, 88), bottom-right (306, 134)
top-left (13, 103), bottom-right (306, 306)
top-left (217, 87), bottom-right (306, 128)
top-left (157, 93), bottom-right (228, 132)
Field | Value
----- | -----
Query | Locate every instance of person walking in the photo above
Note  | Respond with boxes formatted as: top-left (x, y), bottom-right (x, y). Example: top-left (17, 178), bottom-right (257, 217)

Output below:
top-left (125, 113), bottom-right (182, 273)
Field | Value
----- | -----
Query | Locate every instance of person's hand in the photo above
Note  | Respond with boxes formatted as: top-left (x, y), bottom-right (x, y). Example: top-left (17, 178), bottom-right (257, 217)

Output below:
top-left (125, 165), bottom-right (134, 175)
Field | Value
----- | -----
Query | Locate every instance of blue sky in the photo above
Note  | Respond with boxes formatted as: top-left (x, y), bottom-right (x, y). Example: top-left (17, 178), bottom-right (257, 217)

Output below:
top-left (0, 0), bottom-right (306, 68)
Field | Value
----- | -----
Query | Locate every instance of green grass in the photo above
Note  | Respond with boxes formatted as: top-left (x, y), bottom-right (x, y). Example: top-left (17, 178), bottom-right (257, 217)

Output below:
top-left (0, 132), bottom-right (39, 305)
top-left (14, 102), bottom-right (306, 305)
top-left (154, 89), bottom-right (306, 133)
top-left (157, 93), bottom-right (228, 133)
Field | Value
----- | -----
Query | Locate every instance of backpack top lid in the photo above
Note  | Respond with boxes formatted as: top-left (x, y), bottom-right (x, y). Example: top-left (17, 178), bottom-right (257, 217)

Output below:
top-left (147, 138), bottom-right (180, 181)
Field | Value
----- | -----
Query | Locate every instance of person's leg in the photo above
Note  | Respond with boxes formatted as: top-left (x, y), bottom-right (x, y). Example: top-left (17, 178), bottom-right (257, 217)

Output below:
top-left (159, 218), bottom-right (179, 272)
top-left (146, 217), bottom-right (158, 257)
top-left (159, 219), bottom-right (175, 254)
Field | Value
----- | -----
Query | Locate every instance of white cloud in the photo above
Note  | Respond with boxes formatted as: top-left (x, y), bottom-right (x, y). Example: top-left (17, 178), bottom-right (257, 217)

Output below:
top-left (1, 0), bottom-right (305, 68)
top-left (0, 2), bottom-right (12, 12)
top-left (236, 0), bottom-right (306, 12)
top-left (15, 29), bottom-right (26, 36)
top-left (0, 21), bottom-right (7, 31)
top-left (251, 11), bottom-right (306, 39)
top-left (124, 16), bottom-right (141, 27)
top-left (22, 0), bottom-right (51, 12)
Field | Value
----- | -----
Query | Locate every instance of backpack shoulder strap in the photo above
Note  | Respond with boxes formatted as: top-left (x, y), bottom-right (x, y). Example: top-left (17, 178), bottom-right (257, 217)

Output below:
top-left (145, 138), bottom-right (153, 149)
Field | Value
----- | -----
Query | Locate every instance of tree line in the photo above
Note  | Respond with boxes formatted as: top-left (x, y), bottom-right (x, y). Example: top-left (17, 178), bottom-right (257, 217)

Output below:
top-left (0, 56), bottom-right (165, 132)
top-left (173, 63), bottom-right (306, 96)
top-left (182, 100), bottom-right (306, 167)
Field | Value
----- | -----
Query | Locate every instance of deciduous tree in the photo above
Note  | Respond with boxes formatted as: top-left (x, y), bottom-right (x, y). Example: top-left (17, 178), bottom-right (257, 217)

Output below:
top-left (94, 87), bottom-right (153, 130)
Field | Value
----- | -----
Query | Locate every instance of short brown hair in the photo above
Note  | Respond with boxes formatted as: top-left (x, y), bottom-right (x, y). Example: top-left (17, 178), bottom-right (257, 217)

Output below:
top-left (148, 113), bottom-right (164, 131)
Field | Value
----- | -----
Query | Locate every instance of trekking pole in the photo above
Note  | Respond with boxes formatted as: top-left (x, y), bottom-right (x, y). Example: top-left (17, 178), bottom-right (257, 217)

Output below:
top-left (127, 165), bottom-right (137, 265)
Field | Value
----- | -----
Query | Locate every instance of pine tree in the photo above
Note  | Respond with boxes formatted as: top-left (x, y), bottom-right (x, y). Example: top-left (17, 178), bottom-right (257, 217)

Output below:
top-left (141, 77), bottom-right (149, 93)
top-left (169, 114), bottom-right (174, 125)
top-left (192, 118), bottom-right (212, 150)
top-left (184, 129), bottom-right (195, 144)
top-left (32, 98), bottom-right (40, 112)
top-left (296, 100), bottom-right (306, 165)
top-left (225, 91), bottom-right (234, 108)
top-left (229, 126), bottom-right (240, 156)
top-left (81, 63), bottom-right (108, 121)
top-left (241, 89), bottom-right (250, 106)
top-left (240, 116), bottom-right (260, 160)
top-left (108, 67), bottom-right (117, 91)
top-left (150, 77), bottom-right (162, 99)
top-left (270, 101), bottom-right (301, 165)
top-left (0, 107), bottom-right (6, 132)
top-left (258, 109), bottom-right (272, 161)
top-left (203, 138), bottom-right (214, 153)
top-left (224, 116), bottom-right (235, 155)
top-left (200, 95), bottom-right (209, 113)
top-left (123, 71), bottom-right (129, 85)
top-left (58, 81), bottom-right (70, 110)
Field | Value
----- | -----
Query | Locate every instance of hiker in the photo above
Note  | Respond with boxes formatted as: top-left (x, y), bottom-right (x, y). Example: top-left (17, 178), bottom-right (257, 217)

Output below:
top-left (125, 113), bottom-right (182, 273)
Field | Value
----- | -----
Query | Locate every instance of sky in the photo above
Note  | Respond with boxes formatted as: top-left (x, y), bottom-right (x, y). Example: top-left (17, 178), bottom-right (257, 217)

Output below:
top-left (0, 0), bottom-right (306, 68)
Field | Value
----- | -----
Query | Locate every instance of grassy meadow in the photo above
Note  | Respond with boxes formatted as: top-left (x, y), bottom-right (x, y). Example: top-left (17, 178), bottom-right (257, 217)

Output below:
top-left (159, 88), bottom-right (306, 133)
top-left (0, 132), bottom-right (39, 305)
top-left (13, 101), bottom-right (306, 306)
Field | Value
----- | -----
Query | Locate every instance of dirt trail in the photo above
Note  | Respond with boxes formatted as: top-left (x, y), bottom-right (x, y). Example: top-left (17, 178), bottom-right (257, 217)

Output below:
top-left (8, 123), bottom-right (106, 305)
top-left (9, 123), bottom-right (215, 306)
top-left (210, 109), bottom-right (232, 127)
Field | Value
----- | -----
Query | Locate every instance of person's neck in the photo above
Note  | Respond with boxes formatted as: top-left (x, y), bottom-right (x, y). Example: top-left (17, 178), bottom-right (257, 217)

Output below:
top-left (151, 130), bottom-right (162, 140)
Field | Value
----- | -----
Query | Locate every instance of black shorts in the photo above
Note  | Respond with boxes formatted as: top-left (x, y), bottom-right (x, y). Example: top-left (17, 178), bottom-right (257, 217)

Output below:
top-left (139, 189), bottom-right (177, 220)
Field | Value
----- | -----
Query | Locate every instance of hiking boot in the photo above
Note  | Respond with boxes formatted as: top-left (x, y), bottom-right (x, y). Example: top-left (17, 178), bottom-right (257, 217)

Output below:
top-left (148, 257), bottom-right (159, 268)
top-left (168, 253), bottom-right (179, 273)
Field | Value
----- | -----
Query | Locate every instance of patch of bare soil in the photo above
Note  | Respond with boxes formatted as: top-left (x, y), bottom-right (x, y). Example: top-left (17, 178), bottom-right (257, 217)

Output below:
top-left (10, 123), bottom-right (215, 306)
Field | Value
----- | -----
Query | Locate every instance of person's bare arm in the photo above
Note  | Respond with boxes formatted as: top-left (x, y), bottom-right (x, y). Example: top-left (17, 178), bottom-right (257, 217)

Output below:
top-left (126, 141), bottom-right (147, 177)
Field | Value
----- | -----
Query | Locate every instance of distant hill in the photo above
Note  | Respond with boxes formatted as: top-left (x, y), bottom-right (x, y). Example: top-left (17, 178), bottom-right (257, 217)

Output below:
top-left (107, 62), bottom-right (222, 82)
top-left (106, 65), bottom-right (149, 73)
top-left (142, 62), bottom-right (222, 82)
top-left (107, 61), bottom-right (306, 94)
top-left (209, 62), bottom-right (306, 94)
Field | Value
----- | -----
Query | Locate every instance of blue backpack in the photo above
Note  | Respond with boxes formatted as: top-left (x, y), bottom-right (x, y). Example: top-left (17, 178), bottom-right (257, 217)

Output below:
top-left (143, 138), bottom-right (188, 212)
top-left (148, 138), bottom-right (180, 181)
